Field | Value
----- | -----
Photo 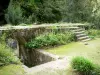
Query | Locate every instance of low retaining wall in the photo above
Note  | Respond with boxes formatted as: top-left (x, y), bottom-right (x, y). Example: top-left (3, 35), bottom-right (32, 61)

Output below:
top-left (0, 24), bottom-right (89, 67)
top-left (25, 49), bottom-right (59, 67)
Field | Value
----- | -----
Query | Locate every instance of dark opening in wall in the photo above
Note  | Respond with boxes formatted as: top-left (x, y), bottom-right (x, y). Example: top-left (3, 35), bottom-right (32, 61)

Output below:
top-left (22, 50), bottom-right (57, 68)
top-left (5, 38), bottom-right (57, 68)
top-left (0, 0), bottom-right (10, 26)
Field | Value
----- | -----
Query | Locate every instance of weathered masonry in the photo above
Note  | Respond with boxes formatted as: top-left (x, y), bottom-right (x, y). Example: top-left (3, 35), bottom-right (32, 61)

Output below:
top-left (0, 23), bottom-right (90, 67)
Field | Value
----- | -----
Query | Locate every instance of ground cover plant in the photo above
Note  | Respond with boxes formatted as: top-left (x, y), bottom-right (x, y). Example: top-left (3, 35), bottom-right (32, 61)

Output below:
top-left (46, 38), bottom-right (100, 64)
top-left (25, 31), bottom-right (76, 49)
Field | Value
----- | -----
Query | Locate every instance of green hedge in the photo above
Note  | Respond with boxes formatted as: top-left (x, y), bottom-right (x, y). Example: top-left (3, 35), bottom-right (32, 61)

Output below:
top-left (25, 32), bottom-right (76, 49)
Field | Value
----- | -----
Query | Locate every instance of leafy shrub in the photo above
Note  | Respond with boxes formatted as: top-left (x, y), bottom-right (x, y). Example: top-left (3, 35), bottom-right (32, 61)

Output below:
top-left (0, 44), bottom-right (20, 65)
top-left (86, 29), bottom-right (100, 38)
top-left (5, 1), bottom-right (23, 25)
top-left (71, 57), bottom-right (95, 75)
top-left (56, 32), bottom-right (76, 44)
top-left (25, 32), bottom-right (76, 49)
top-left (25, 33), bottom-right (59, 49)
top-left (5, 0), bottom-right (35, 25)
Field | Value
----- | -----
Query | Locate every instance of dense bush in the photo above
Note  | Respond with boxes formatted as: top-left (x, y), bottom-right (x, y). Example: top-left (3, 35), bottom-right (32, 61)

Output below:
top-left (5, 0), bottom-right (35, 25)
top-left (25, 32), bottom-right (76, 49)
top-left (71, 57), bottom-right (95, 75)
top-left (86, 29), bottom-right (100, 38)
top-left (0, 44), bottom-right (20, 66)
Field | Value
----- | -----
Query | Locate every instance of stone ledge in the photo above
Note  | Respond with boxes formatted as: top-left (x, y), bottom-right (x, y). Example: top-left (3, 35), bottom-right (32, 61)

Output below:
top-left (0, 23), bottom-right (89, 30)
top-left (37, 50), bottom-right (60, 60)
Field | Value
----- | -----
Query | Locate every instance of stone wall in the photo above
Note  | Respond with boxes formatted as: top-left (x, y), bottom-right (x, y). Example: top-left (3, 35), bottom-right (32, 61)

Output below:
top-left (25, 49), bottom-right (59, 67)
top-left (0, 24), bottom-right (88, 66)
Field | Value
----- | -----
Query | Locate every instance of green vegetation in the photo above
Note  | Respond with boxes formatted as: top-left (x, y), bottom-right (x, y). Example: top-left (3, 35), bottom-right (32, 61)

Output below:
top-left (5, 0), bottom-right (62, 25)
top-left (2, 0), bottom-right (100, 75)
top-left (46, 38), bottom-right (100, 65)
top-left (71, 57), bottom-right (100, 75)
top-left (5, 2), bottom-right (23, 25)
top-left (4, 0), bottom-right (100, 27)
top-left (71, 57), bottom-right (95, 75)
top-left (92, 66), bottom-right (100, 75)
top-left (0, 32), bottom-right (25, 75)
top-left (25, 31), bottom-right (76, 49)
top-left (0, 64), bottom-right (25, 75)
top-left (0, 43), bottom-right (20, 66)
top-left (86, 29), bottom-right (100, 38)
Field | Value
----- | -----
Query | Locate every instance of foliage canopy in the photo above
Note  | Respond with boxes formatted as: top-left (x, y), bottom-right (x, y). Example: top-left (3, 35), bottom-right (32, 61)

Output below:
top-left (4, 0), bottom-right (100, 28)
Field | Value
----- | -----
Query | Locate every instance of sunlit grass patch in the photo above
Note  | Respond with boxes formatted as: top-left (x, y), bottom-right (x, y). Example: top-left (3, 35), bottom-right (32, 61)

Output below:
top-left (46, 38), bottom-right (100, 65)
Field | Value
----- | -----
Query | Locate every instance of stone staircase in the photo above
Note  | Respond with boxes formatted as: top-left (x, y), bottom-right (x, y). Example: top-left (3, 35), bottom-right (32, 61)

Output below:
top-left (73, 27), bottom-right (91, 42)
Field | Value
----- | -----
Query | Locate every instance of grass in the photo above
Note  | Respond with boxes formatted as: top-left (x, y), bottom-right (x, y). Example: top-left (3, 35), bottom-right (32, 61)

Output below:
top-left (46, 38), bottom-right (100, 65)
top-left (44, 38), bottom-right (100, 75)
top-left (0, 43), bottom-right (25, 75)
top-left (0, 64), bottom-right (25, 75)
top-left (1, 33), bottom-right (100, 75)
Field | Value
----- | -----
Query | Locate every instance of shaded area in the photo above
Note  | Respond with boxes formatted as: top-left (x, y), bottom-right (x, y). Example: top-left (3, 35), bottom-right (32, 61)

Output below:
top-left (0, 0), bottom-right (10, 25)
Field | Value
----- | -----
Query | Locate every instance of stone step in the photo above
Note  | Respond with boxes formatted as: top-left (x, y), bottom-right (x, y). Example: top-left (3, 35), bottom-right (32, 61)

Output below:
top-left (73, 29), bottom-right (84, 32)
top-left (72, 27), bottom-right (90, 42)
top-left (78, 36), bottom-right (89, 40)
top-left (74, 31), bottom-right (85, 34)
top-left (82, 38), bottom-right (91, 42)
top-left (76, 34), bottom-right (86, 37)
